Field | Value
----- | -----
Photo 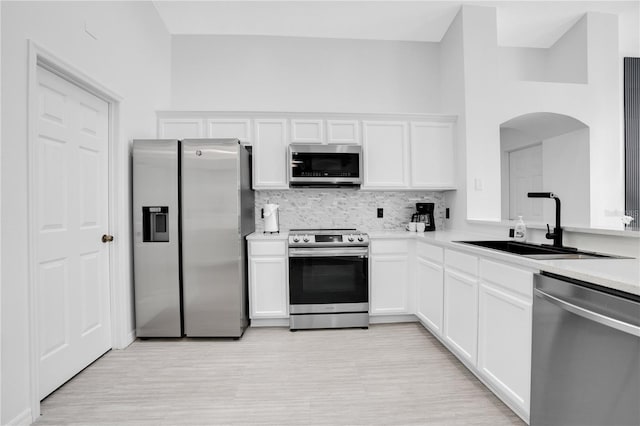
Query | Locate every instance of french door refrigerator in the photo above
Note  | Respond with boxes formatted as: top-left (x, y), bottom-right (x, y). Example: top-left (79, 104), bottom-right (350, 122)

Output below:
top-left (133, 139), bottom-right (254, 337)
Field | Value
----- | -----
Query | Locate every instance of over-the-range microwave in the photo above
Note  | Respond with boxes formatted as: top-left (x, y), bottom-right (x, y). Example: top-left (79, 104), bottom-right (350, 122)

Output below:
top-left (289, 144), bottom-right (362, 188)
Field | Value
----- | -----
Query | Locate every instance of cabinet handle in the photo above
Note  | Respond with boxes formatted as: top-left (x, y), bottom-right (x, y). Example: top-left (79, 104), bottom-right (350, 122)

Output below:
top-left (101, 234), bottom-right (114, 243)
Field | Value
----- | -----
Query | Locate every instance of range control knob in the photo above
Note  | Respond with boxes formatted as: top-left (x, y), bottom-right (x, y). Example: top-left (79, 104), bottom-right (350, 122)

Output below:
top-left (347, 234), bottom-right (354, 242)
top-left (357, 235), bottom-right (364, 242)
top-left (292, 236), bottom-right (300, 243)
top-left (303, 235), bottom-right (310, 242)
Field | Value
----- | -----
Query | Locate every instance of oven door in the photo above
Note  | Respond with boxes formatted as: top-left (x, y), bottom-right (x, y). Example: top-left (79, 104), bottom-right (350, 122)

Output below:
top-left (289, 247), bottom-right (368, 313)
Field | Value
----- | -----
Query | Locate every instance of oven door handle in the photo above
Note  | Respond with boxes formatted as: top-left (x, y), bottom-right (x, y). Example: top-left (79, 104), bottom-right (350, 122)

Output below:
top-left (289, 248), bottom-right (369, 258)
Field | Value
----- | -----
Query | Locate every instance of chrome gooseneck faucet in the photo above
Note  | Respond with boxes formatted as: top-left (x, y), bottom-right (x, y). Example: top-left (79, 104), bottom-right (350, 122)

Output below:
top-left (527, 192), bottom-right (563, 247)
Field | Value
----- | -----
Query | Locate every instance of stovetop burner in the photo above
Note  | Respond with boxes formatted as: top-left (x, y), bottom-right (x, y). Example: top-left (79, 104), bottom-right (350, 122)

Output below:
top-left (288, 228), bottom-right (369, 247)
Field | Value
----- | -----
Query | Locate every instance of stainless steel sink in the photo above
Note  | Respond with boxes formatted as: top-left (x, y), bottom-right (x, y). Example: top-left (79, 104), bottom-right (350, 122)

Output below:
top-left (455, 240), bottom-right (622, 259)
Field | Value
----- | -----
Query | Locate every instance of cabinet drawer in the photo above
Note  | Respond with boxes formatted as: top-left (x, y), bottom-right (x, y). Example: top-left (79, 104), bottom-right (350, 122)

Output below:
top-left (417, 242), bottom-right (443, 263)
top-left (445, 249), bottom-right (478, 276)
top-left (371, 239), bottom-right (409, 255)
top-left (480, 259), bottom-right (533, 299)
top-left (249, 240), bottom-right (286, 256)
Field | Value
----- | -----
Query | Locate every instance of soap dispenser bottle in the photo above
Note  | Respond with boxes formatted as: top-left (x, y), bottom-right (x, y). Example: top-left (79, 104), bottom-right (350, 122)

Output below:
top-left (514, 216), bottom-right (527, 242)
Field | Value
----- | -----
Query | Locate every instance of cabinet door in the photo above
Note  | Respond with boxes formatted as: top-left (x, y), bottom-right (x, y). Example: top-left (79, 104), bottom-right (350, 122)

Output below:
top-left (207, 119), bottom-right (252, 144)
top-left (290, 119), bottom-right (324, 144)
top-left (416, 257), bottom-right (444, 335)
top-left (158, 118), bottom-right (204, 139)
top-left (410, 121), bottom-right (455, 189)
top-left (362, 121), bottom-right (409, 188)
top-left (249, 256), bottom-right (288, 318)
top-left (443, 268), bottom-right (478, 366)
top-left (253, 119), bottom-right (288, 189)
top-left (327, 120), bottom-right (360, 145)
top-left (370, 254), bottom-right (409, 315)
top-left (478, 281), bottom-right (532, 415)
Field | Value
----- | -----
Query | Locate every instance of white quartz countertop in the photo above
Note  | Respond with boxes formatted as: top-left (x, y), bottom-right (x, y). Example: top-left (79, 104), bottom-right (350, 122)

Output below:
top-left (247, 231), bottom-right (289, 240)
top-left (246, 229), bottom-right (639, 296)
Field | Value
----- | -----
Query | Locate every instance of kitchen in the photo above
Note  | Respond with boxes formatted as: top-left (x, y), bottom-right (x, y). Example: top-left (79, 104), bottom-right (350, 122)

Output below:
top-left (2, 1), bottom-right (640, 425)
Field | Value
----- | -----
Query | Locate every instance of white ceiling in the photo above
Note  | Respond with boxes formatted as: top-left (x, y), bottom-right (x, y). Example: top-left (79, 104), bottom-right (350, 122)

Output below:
top-left (152, 1), bottom-right (639, 48)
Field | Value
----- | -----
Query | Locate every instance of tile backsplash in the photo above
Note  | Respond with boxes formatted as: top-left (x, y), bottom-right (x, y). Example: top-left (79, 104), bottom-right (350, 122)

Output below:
top-left (255, 189), bottom-right (446, 232)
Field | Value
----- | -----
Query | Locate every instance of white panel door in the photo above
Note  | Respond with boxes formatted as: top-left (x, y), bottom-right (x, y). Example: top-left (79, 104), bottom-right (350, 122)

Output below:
top-left (509, 144), bottom-right (542, 221)
top-left (443, 268), bottom-right (478, 366)
top-left (410, 121), bottom-right (455, 189)
top-left (362, 121), bottom-right (409, 188)
top-left (327, 120), bottom-right (360, 145)
top-left (249, 257), bottom-right (288, 318)
top-left (253, 119), bottom-right (288, 189)
top-left (290, 119), bottom-right (324, 144)
top-left (158, 118), bottom-right (204, 139)
top-left (36, 67), bottom-right (111, 399)
top-left (207, 119), bottom-right (252, 144)
top-left (416, 257), bottom-right (444, 335)
top-left (478, 281), bottom-right (532, 415)
top-left (370, 255), bottom-right (410, 315)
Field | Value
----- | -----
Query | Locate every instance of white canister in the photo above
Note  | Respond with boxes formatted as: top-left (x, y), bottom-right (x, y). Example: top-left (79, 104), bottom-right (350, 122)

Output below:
top-left (263, 203), bottom-right (280, 233)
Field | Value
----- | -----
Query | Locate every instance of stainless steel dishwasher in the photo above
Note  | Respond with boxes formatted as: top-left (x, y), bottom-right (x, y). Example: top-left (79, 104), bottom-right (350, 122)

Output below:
top-left (531, 272), bottom-right (640, 426)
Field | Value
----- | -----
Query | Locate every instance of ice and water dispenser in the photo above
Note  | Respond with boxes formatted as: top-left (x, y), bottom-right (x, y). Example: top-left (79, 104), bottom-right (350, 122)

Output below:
top-left (142, 206), bottom-right (169, 242)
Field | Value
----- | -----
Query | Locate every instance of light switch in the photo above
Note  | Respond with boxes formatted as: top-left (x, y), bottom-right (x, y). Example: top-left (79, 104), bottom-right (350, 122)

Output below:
top-left (474, 178), bottom-right (483, 191)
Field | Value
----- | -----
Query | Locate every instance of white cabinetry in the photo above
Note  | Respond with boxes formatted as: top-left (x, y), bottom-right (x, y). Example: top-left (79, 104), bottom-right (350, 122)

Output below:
top-left (158, 118), bottom-right (204, 139)
top-left (327, 120), bottom-right (360, 144)
top-left (207, 119), bottom-right (252, 144)
top-left (290, 119), bottom-right (324, 144)
top-left (362, 121), bottom-right (409, 189)
top-left (478, 259), bottom-right (533, 418)
top-left (410, 122), bottom-right (455, 189)
top-left (253, 119), bottom-right (288, 189)
top-left (415, 242), bottom-right (444, 336)
top-left (443, 249), bottom-right (479, 366)
top-left (370, 239), bottom-right (411, 315)
top-left (248, 240), bottom-right (289, 319)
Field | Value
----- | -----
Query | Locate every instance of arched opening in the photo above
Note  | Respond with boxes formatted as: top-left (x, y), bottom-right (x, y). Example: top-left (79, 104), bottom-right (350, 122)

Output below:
top-left (500, 112), bottom-right (590, 227)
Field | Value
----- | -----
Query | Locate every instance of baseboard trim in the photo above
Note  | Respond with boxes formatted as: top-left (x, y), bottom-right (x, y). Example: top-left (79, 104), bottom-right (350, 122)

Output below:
top-left (7, 408), bottom-right (32, 426)
top-left (123, 329), bottom-right (136, 348)
top-left (369, 314), bottom-right (418, 324)
top-left (250, 318), bottom-right (289, 327)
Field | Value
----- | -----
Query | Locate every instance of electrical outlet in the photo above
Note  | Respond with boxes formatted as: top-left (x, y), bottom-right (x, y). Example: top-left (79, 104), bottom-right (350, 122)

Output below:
top-left (445, 208), bottom-right (450, 219)
top-left (377, 208), bottom-right (384, 218)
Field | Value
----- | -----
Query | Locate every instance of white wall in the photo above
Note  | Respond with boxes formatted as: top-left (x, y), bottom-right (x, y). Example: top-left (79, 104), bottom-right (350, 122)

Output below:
top-left (1, 2), bottom-right (171, 423)
top-left (455, 7), bottom-right (628, 230)
top-left (542, 128), bottom-right (590, 227)
top-left (171, 35), bottom-right (441, 113)
top-left (546, 14), bottom-right (588, 84)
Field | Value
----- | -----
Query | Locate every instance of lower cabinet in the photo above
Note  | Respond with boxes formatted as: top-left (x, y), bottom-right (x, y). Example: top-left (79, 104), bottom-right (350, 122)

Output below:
top-left (415, 256), bottom-right (443, 335)
top-left (248, 240), bottom-right (289, 319)
top-left (443, 268), bottom-right (479, 366)
top-left (478, 259), bottom-right (533, 418)
top-left (369, 240), bottom-right (411, 315)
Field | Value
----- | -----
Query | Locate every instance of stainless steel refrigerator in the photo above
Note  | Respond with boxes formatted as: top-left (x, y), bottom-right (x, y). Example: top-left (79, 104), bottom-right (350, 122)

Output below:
top-left (132, 139), bottom-right (254, 337)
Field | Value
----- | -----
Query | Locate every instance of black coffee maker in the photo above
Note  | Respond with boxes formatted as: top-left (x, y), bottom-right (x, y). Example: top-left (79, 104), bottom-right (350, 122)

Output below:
top-left (413, 203), bottom-right (435, 231)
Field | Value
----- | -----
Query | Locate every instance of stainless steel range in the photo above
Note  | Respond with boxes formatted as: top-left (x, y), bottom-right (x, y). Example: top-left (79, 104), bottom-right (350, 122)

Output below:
top-left (288, 228), bottom-right (369, 330)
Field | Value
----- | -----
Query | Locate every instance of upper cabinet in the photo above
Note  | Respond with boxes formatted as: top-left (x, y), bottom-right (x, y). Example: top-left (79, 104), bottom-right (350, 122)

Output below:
top-left (157, 112), bottom-right (456, 191)
top-left (290, 119), bottom-right (324, 144)
top-left (158, 118), bottom-right (204, 139)
top-left (410, 121), bottom-right (455, 189)
top-left (253, 119), bottom-right (288, 189)
top-left (362, 121), bottom-right (409, 189)
top-left (207, 119), bottom-right (252, 144)
top-left (327, 120), bottom-right (360, 145)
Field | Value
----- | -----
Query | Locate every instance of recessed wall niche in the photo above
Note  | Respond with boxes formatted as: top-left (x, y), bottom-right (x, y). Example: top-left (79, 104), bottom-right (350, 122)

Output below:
top-left (500, 112), bottom-right (590, 228)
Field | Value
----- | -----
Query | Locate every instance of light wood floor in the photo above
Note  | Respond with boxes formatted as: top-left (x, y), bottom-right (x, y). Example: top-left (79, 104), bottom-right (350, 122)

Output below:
top-left (37, 323), bottom-right (524, 425)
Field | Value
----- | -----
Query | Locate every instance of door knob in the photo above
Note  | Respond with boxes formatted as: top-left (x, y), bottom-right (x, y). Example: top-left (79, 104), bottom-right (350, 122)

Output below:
top-left (101, 234), bottom-right (114, 243)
